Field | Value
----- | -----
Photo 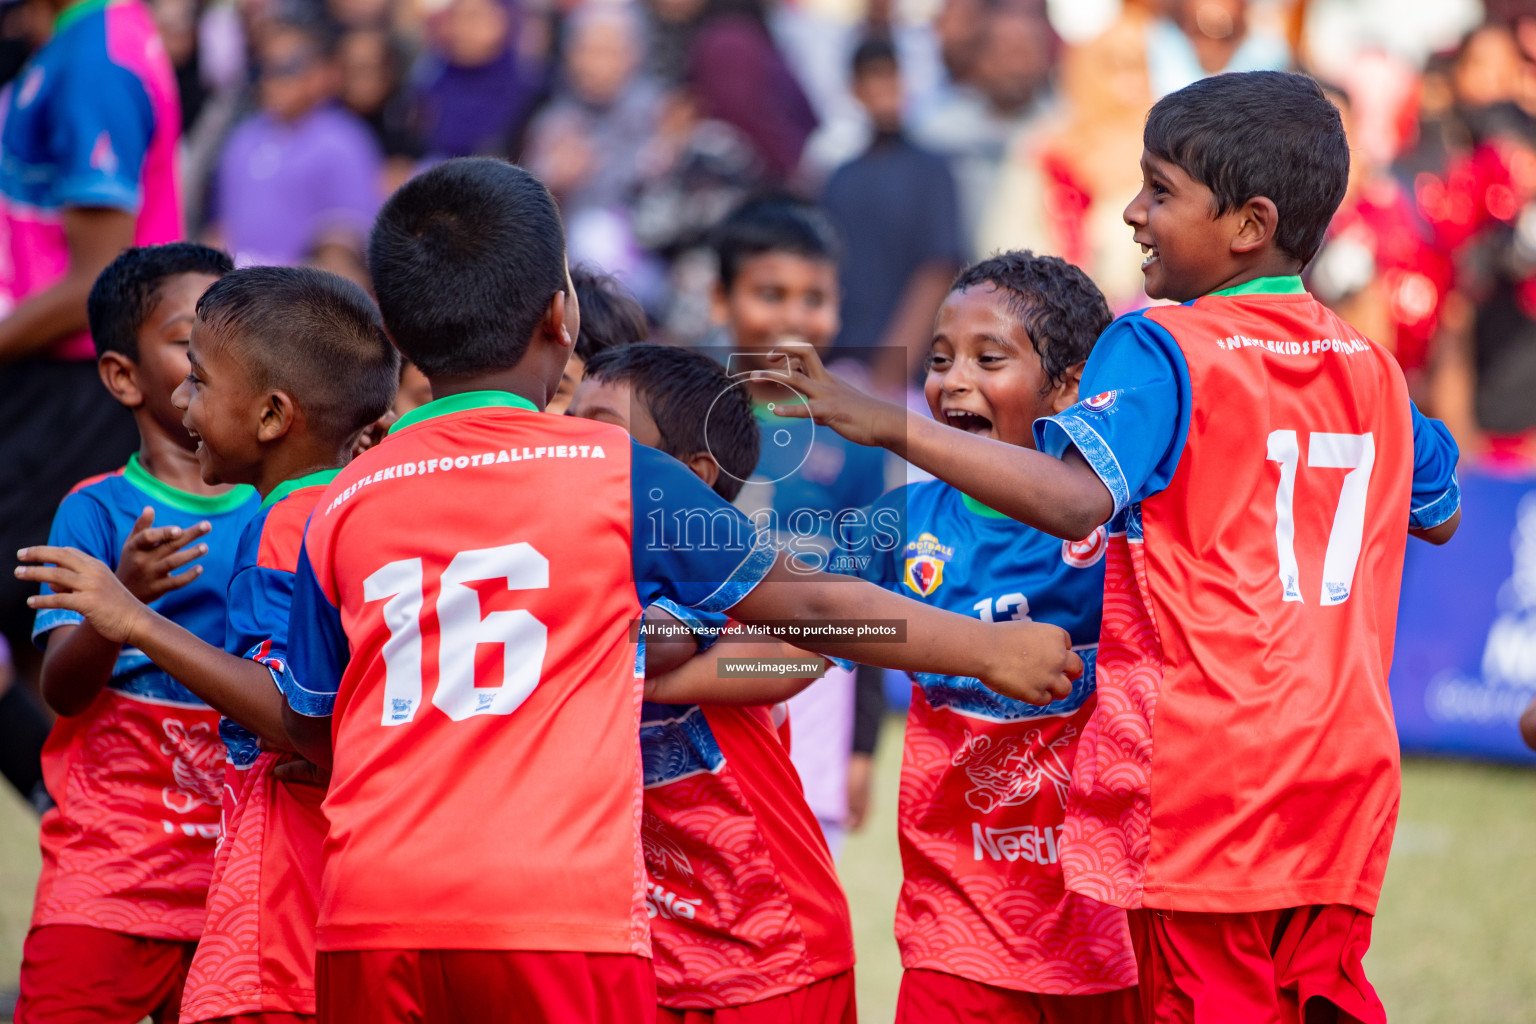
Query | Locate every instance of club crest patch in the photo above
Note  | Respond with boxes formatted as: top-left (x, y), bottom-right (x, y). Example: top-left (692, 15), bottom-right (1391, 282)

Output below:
top-left (1062, 526), bottom-right (1108, 568)
top-left (1082, 390), bottom-right (1118, 412)
top-left (904, 532), bottom-right (954, 597)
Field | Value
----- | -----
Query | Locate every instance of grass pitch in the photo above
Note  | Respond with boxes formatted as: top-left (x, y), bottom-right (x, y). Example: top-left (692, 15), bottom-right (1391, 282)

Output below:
top-left (2, 717), bottom-right (1533, 1022)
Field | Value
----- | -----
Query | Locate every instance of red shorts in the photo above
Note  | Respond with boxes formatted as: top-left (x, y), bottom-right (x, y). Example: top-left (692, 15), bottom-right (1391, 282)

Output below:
top-left (203, 1016), bottom-right (315, 1023)
top-left (657, 970), bottom-right (856, 1024)
top-left (16, 923), bottom-right (197, 1024)
top-left (316, 949), bottom-right (656, 1024)
top-left (1128, 905), bottom-right (1386, 1024)
top-left (896, 968), bottom-right (1140, 1024)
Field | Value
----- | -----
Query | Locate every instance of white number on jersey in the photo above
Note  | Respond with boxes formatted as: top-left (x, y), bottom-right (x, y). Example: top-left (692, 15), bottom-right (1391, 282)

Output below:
top-left (973, 593), bottom-right (1031, 622)
top-left (1265, 430), bottom-right (1375, 607)
top-left (365, 543), bottom-right (551, 726)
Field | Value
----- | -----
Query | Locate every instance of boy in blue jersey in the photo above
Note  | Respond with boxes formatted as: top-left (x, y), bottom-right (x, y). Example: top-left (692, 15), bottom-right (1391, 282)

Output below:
top-left (12, 242), bottom-right (257, 1024)
top-left (835, 252), bottom-right (1139, 1023)
top-left (272, 157), bottom-right (1080, 1023)
top-left (711, 195), bottom-right (891, 854)
top-left (20, 265), bottom-right (400, 1024)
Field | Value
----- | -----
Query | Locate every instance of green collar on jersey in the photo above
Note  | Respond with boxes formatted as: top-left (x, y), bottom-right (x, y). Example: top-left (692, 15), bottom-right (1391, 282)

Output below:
top-left (261, 467), bottom-right (343, 510)
top-left (753, 394), bottom-right (807, 421)
top-left (960, 492), bottom-right (1010, 519)
top-left (1208, 275), bottom-right (1307, 298)
top-left (388, 390), bottom-right (540, 435)
top-left (123, 454), bottom-right (255, 516)
top-left (55, 0), bottom-right (110, 32)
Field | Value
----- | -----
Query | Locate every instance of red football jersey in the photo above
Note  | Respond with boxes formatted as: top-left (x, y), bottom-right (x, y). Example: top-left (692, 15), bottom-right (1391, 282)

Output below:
top-left (180, 476), bottom-right (335, 1021)
top-left (1062, 293), bottom-right (1415, 914)
top-left (641, 700), bottom-right (854, 1008)
top-left (287, 393), bottom-right (776, 954)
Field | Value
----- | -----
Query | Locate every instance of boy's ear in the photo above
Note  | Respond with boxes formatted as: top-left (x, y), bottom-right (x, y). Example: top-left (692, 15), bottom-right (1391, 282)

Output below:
top-left (257, 390), bottom-right (299, 444)
top-left (683, 451), bottom-right (721, 491)
top-left (1230, 196), bottom-right (1280, 256)
top-left (97, 353), bottom-right (144, 408)
top-left (1049, 361), bottom-right (1085, 414)
top-left (539, 289), bottom-right (577, 352)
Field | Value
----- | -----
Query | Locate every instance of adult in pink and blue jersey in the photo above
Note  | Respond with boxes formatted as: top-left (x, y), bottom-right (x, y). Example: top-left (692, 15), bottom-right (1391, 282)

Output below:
top-left (0, 0), bottom-right (181, 807)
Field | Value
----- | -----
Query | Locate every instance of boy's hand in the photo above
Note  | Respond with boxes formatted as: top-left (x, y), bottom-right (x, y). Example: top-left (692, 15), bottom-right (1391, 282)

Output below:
top-left (17, 546), bottom-right (150, 645)
top-left (755, 341), bottom-right (906, 449)
top-left (979, 621), bottom-right (1083, 706)
top-left (117, 507), bottom-right (212, 602)
top-left (272, 756), bottom-right (330, 788)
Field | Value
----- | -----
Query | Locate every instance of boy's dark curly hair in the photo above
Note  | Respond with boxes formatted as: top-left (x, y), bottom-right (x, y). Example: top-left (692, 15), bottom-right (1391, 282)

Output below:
top-left (948, 251), bottom-right (1112, 392)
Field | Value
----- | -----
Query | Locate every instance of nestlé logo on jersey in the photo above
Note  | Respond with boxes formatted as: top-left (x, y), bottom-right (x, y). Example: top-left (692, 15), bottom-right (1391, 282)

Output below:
top-left (1061, 526), bottom-right (1108, 569)
top-left (1082, 390), bottom-right (1118, 412)
top-left (903, 532), bottom-right (954, 597)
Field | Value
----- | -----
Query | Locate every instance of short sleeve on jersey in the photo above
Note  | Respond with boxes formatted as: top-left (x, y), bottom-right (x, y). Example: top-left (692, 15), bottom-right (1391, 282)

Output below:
top-left (647, 598), bottom-right (729, 653)
top-left (1034, 312), bottom-right (1192, 515)
top-left (51, 57), bottom-right (154, 211)
top-left (226, 558), bottom-right (297, 693)
top-left (285, 544), bottom-right (347, 718)
top-left (32, 489), bottom-right (118, 641)
top-left (630, 442), bottom-right (776, 614)
top-left (1409, 402), bottom-right (1461, 530)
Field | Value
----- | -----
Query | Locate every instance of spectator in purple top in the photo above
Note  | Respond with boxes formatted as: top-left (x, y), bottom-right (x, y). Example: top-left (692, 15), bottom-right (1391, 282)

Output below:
top-left (688, 0), bottom-right (817, 181)
top-left (413, 0), bottom-right (539, 160)
top-left (211, 15), bottom-right (382, 268)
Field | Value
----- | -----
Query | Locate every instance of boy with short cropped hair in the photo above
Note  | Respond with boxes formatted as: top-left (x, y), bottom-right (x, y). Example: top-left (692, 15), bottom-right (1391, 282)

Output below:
top-left (570, 343), bottom-right (856, 1022)
top-left (21, 265), bottom-right (400, 1024)
top-left (14, 243), bottom-right (257, 1024)
top-left (277, 157), bottom-right (1079, 1022)
top-left (763, 71), bottom-right (1462, 1023)
top-left (713, 195), bottom-right (889, 856)
top-left (837, 251), bottom-right (1138, 1023)
top-left (546, 265), bottom-right (648, 415)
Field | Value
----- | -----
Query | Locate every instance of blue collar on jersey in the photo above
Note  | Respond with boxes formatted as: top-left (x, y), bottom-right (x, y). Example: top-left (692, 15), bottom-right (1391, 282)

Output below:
top-left (1208, 275), bottom-right (1306, 298)
top-left (261, 466), bottom-right (343, 510)
top-left (55, 0), bottom-right (111, 32)
top-left (123, 454), bottom-right (255, 515)
top-left (388, 390), bottom-right (540, 435)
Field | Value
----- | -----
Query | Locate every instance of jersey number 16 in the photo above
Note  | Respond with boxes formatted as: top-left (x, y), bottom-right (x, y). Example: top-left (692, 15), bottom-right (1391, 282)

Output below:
top-left (364, 543), bottom-right (550, 726)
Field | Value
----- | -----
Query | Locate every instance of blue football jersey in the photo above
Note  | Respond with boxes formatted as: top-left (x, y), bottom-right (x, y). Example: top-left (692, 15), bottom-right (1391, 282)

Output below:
top-left (843, 479), bottom-right (1104, 717)
top-left (34, 455), bottom-right (260, 704)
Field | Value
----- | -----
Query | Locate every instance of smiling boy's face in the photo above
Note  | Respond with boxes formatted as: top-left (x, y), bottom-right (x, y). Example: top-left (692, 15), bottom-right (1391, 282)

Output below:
top-left (924, 286), bottom-right (1075, 449)
top-left (172, 321), bottom-right (267, 486)
top-left (716, 252), bottom-right (840, 357)
top-left (132, 272), bottom-right (222, 452)
top-left (1124, 149), bottom-right (1249, 302)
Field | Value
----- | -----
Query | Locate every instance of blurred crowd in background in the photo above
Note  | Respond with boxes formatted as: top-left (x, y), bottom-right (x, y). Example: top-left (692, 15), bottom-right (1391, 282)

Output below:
top-left (0, 0), bottom-right (1530, 459)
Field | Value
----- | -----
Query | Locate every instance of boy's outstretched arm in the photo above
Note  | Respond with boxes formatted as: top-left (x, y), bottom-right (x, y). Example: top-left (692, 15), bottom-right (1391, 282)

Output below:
top-left (726, 554), bottom-right (1081, 706)
top-left (642, 605), bottom-right (828, 705)
top-left (25, 509), bottom-right (212, 716)
top-left (757, 344), bottom-right (1113, 540)
top-left (19, 545), bottom-right (294, 749)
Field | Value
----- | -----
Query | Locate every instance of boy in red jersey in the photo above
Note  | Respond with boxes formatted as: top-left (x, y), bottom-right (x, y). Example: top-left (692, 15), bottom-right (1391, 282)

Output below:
top-left (569, 342), bottom-right (856, 1023)
top-left (761, 71), bottom-right (1462, 1024)
top-left (14, 243), bottom-right (257, 1024)
top-left (276, 157), bottom-right (1081, 1024)
top-left (19, 266), bottom-right (400, 1024)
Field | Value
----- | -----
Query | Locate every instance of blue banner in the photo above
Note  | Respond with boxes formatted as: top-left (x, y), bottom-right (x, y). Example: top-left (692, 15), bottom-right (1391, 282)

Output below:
top-left (1392, 466), bottom-right (1536, 763)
